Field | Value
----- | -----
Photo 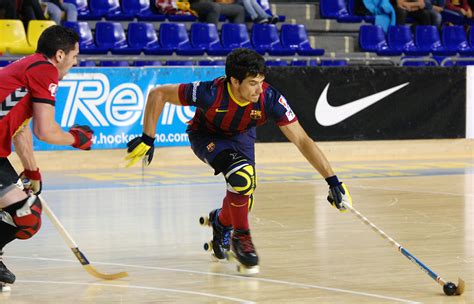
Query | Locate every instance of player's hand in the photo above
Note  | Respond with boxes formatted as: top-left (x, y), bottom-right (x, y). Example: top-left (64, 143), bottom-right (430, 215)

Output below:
top-left (125, 133), bottom-right (155, 167)
top-left (325, 175), bottom-right (352, 212)
top-left (69, 125), bottom-right (94, 150)
top-left (20, 168), bottom-right (42, 195)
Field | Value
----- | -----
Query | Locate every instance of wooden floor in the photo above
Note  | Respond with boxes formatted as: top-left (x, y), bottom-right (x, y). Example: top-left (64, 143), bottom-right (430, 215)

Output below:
top-left (1, 139), bottom-right (473, 303)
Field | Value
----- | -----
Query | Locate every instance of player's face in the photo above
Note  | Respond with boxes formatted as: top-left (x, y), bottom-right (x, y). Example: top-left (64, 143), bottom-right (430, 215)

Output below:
top-left (56, 42), bottom-right (79, 80)
top-left (235, 74), bottom-right (265, 103)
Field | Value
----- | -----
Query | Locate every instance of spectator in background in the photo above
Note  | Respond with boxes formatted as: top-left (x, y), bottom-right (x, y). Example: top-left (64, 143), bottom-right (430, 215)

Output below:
top-left (425, 0), bottom-right (445, 28)
top-left (446, 0), bottom-right (472, 18)
top-left (42, 0), bottom-right (77, 24)
top-left (237, 0), bottom-right (278, 24)
top-left (390, 0), bottom-right (432, 26)
top-left (20, 0), bottom-right (47, 28)
top-left (0, 0), bottom-right (17, 19)
top-left (360, 0), bottom-right (396, 33)
top-left (189, 0), bottom-right (245, 25)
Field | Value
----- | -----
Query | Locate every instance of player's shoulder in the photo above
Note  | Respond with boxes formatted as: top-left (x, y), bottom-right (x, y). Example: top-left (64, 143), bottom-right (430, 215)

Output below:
top-left (262, 82), bottom-right (282, 102)
top-left (24, 53), bottom-right (57, 74)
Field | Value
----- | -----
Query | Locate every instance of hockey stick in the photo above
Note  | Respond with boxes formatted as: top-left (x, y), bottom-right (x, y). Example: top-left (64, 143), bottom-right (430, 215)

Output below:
top-left (38, 195), bottom-right (128, 280)
top-left (342, 202), bottom-right (465, 296)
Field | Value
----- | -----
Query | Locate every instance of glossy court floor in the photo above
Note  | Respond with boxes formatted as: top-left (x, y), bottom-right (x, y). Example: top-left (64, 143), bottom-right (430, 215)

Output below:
top-left (1, 139), bottom-right (473, 303)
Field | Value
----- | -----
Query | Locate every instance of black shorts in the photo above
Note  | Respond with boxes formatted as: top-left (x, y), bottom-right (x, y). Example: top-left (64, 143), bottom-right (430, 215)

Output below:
top-left (0, 158), bottom-right (19, 196)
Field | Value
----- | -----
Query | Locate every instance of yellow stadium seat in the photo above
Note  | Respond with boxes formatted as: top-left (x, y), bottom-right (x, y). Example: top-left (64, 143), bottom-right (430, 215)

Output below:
top-left (9, 20), bottom-right (56, 55)
top-left (0, 19), bottom-right (30, 54)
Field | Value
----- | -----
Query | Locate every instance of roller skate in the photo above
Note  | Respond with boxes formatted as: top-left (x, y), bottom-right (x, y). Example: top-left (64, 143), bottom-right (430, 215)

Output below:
top-left (199, 209), bottom-right (232, 260)
top-left (229, 229), bottom-right (259, 275)
top-left (0, 251), bottom-right (15, 292)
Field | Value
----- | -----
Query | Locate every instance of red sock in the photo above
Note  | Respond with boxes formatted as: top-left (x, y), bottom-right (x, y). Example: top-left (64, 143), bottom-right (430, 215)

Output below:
top-left (218, 195), bottom-right (232, 227)
top-left (226, 191), bottom-right (250, 231)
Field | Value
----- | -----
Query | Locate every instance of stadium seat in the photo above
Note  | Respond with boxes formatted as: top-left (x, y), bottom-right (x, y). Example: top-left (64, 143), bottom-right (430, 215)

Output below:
top-left (135, 60), bottom-right (162, 66)
top-left (266, 60), bottom-right (288, 66)
top-left (379, 25), bottom-right (427, 56)
top-left (9, 20), bottom-right (55, 54)
top-left (159, 23), bottom-right (205, 55)
top-left (320, 0), bottom-right (363, 22)
top-left (440, 10), bottom-right (464, 25)
top-left (101, 60), bottom-right (129, 66)
top-left (190, 23), bottom-right (231, 55)
top-left (320, 59), bottom-right (348, 66)
top-left (347, 0), bottom-right (374, 23)
top-left (280, 24), bottom-right (324, 56)
top-left (0, 20), bottom-right (31, 54)
top-left (308, 59), bottom-right (318, 66)
top-left (442, 25), bottom-right (474, 55)
top-left (291, 60), bottom-right (307, 66)
top-left (443, 58), bottom-right (474, 66)
top-left (127, 22), bottom-right (173, 55)
top-left (90, 0), bottom-right (134, 20)
top-left (95, 22), bottom-right (141, 54)
top-left (64, 21), bottom-right (109, 54)
top-left (359, 25), bottom-right (389, 53)
top-left (64, 0), bottom-right (95, 20)
top-left (79, 60), bottom-right (97, 66)
top-left (122, 0), bottom-right (166, 21)
top-left (198, 60), bottom-right (225, 66)
top-left (0, 60), bottom-right (10, 67)
top-left (221, 23), bottom-right (252, 49)
top-left (166, 60), bottom-right (194, 66)
top-left (400, 56), bottom-right (437, 66)
top-left (167, 14), bottom-right (197, 22)
top-left (415, 25), bottom-right (455, 56)
top-left (251, 24), bottom-right (295, 56)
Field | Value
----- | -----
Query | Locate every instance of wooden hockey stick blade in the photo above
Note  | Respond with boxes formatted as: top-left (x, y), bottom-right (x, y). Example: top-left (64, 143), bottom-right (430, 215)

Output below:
top-left (456, 278), bottom-right (465, 295)
top-left (83, 265), bottom-right (128, 280)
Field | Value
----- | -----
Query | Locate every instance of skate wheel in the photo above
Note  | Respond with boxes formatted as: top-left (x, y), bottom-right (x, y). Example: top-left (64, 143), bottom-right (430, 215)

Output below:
top-left (237, 265), bottom-right (260, 276)
top-left (0, 285), bottom-right (11, 293)
top-left (203, 241), bottom-right (212, 251)
top-left (199, 216), bottom-right (209, 226)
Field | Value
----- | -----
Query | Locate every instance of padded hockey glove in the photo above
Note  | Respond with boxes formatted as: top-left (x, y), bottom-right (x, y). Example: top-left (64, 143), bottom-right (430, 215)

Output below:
top-left (20, 168), bottom-right (42, 195)
top-left (125, 133), bottom-right (155, 167)
top-left (326, 175), bottom-right (352, 212)
top-left (69, 125), bottom-right (94, 150)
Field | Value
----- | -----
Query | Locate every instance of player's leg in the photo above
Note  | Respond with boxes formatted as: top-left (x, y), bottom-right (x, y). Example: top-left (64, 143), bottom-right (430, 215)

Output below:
top-left (0, 158), bottom-right (43, 287)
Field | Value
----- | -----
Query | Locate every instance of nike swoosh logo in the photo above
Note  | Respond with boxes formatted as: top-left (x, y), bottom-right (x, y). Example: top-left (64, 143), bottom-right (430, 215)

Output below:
top-left (315, 82), bottom-right (409, 126)
top-left (215, 109), bottom-right (229, 113)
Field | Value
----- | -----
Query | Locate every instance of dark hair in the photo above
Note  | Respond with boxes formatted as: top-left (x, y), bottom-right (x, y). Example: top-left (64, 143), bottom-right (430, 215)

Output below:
top-left (36, 25), bottom-right (79, 58)
top-left (225, 48), bottom-right (266, 83)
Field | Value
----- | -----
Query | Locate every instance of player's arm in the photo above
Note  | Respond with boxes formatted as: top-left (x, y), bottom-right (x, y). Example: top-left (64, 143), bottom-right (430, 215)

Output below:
top-left (12, 124), bottom-right (42, 194)
top-left (125, 84), bottom-right (182, 167)
top-left (279, 121), bottom-right (352, 211)
top-left (32, 102), bottom-right (93, 150)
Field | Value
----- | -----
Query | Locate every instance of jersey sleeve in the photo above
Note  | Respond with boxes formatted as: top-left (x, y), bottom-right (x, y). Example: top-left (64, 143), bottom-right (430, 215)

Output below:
top-left (178, 80), bottom-right (215, 109)
top-left (25, 63), bottom-right (58, 106)
top-left (265, 86), bottom-right (298, 126)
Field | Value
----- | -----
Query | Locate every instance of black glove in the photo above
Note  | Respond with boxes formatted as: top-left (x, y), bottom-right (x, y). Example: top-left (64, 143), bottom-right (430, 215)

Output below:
top-left (125, 133), bottom-right (155, 167)
top-left (69, 125), bottom-right (94, 150)
top-left (326, 175), bottom-right (352, 211)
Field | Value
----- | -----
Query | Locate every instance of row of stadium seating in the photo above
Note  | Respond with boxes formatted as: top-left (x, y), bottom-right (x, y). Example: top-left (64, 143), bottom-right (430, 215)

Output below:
top-left (360, 25), bottom-right (474, 56)
top-left (0, 19), bottom-right (324, 56)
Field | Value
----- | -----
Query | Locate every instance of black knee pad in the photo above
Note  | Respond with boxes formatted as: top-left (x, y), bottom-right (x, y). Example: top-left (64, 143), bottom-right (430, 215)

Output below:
top-left (2, 195), bottom-right (42, 239)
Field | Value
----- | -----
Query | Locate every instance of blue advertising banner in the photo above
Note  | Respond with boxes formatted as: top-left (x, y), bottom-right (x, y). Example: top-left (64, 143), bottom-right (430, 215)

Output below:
top-left (33, 67), bottom-right (225, 150)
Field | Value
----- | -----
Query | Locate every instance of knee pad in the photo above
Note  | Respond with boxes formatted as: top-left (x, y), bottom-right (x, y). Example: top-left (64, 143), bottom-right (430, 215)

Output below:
top-left (2, 195), bottom-right (42, 240)
top-left (225, 161), bottom-right (256, 195)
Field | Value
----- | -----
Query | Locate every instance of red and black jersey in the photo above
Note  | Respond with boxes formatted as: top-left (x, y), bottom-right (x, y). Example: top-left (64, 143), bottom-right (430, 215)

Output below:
top-left (178, 77), bottom-right (297, 137)
top-left (0, 53), bottom-right (59, 157)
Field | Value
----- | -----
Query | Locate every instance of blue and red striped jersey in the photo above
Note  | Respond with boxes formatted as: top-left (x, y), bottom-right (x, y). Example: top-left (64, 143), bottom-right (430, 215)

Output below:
top-left (178, 77), bottom-right (297, 137)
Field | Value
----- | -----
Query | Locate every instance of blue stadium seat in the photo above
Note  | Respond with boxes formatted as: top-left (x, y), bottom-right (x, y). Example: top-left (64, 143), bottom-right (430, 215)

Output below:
top-left (159, 23), bottom-right (205, 55)
top-left (135, 60), bottom-right (162, 66)
top-left (167, 14), bottom-right (197, 22)
top-left (190, 23), bottom-right (231, 55)
top-left (359, 25), bottom-right (389, 53)
top-left (415, 25), bottom-right (455, 56)
top-left (266, 60), bottom-right (288, 66)
top-left (64, 0), bottom-right (95, 20)
top-left (198, 60), bottom-right (225, 66)
top-left (400, 56), bottom-right (437, 66)
top-left (442, 25), bottom-right (474, 55)
top-left (280, 24), bottom-right (324, 56)
top-left (166, 60), bottom-right (194, 66)
top-left (101, 60), bottom-right (130, 66)
top-left (320, 59), bottom-right (348, 66)
top-left (221, 23), bottom-right (252, 49)
top-left (443, 58), bottom-right (474, 66)
top-left (64, 21), bottom-right (108, 54)
top-left (122, 0), bottom-right (166, 21)
top-left (0, 60), bottom-right (10, 67)
top-left (308, 59), bottom-right (318, 66)
top-left (441, 10), bottom-right (464, 25)
top-left (95, 22), bottom-right (142, 54)
top-left (291, 60), bottom-right (307, 66)
top-left (127, 22), bottom-right (173, 55)
top-left (251, 24), bottom-right (295, 56)
top-left (347, 0), bottom-right (374, 23)
top-left (79, 60), bottom-right (96, 66)
top-left (380, 25), bottom-right (427, 56)
top-left (320, 0), bottom-right (363, 22)
top-left (90, 0), bottom-right (133, 20)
